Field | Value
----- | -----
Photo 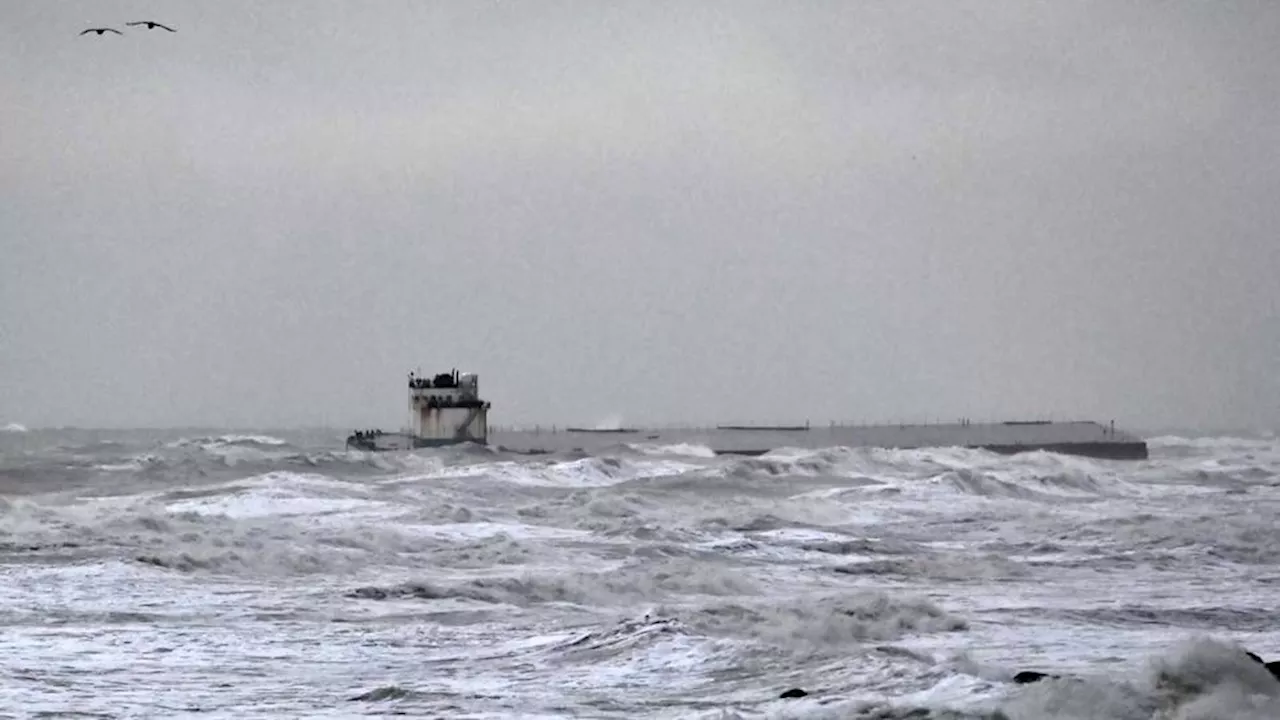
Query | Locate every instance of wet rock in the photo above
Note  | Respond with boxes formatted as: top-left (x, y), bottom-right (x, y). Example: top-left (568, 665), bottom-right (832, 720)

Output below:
top-left (1, 541), bottom-right (81, 552)
top-left (1245, 650), bottom-right (1280, 681)
top-left (779, 688), bottom-right (808, 698)
top-left (1015, 648), bottom-right (1280, 687)
top-left (349, 685), bottom-right (412, 701)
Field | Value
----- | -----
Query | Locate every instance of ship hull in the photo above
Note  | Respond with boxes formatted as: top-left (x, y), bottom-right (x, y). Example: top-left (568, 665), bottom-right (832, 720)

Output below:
top-left (345, 421), bottom-right (1149, 461)
top-left (345, 432), bottom-right (483, 452)
top-left (488, 421), bottom-right (1150, 461)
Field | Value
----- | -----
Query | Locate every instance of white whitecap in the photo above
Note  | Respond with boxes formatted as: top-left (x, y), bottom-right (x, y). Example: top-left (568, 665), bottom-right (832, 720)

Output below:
top-left (627, 442), bottom-right (717, 458)
top-left (162, 471), bottom-right (382, 519)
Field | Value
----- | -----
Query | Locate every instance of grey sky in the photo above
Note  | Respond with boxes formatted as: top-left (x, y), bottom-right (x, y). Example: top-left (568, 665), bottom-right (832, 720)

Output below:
top-left (2, 1), bottom-right (1277, 432)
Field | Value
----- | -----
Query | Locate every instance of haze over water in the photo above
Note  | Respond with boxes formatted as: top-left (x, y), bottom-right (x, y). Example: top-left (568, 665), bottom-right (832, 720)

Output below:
top-left (2, 1), bottom-right (1279, 432)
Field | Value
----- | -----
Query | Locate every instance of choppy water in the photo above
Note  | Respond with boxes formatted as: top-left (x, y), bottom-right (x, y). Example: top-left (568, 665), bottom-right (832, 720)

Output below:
top-left (1, 427), bottom-right (1279, 718)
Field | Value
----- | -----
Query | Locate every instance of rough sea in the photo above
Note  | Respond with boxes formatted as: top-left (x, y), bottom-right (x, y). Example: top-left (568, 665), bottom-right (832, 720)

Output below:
top-left (1, 426), bottom-right (1278, 719)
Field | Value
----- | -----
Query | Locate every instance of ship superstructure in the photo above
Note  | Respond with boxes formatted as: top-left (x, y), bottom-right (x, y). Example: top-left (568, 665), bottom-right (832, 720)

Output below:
top-left (346, 368), bottom-right (490, 451)
top-left (407, 369), bottom-right (489, 445)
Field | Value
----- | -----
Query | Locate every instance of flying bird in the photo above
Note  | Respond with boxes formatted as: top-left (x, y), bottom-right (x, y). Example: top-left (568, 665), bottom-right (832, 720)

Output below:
top-left (79, 27), bottom-right (123, 36)
top-left (125, 21), bottom-right (176, 32)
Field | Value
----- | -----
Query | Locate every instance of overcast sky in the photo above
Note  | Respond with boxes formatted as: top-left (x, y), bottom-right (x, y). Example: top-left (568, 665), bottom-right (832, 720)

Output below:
top-left (2, 1), bottom-right (1277, 433)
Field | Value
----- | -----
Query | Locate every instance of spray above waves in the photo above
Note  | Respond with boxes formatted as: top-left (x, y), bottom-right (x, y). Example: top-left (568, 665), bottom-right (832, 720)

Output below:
top-left (76, 440), bottom-right (471, 490)
top-left (165, 434), bottom-right (290, 449)
top-left (590, 414), bottom-right (626, 431)
top-left (15, 429), bottom-right (1267, 504)
top-left (998, 636), bottom-right (1280, 720)
top-left (932, 466), bottom-right (1123, 501)
top-left (626, 441), bottom-right (717, 458)
top-left (418, 454), bottom-right (706, 488)
top-left (1148, 434), bottom-right (1278, 451)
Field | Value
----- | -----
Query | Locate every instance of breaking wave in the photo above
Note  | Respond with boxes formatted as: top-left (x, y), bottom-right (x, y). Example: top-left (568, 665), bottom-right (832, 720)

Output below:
top-left (348, 557), bottom-right (759, 608)
top-left (3, 427), bottom-right (1278, 717)
top-left (999, 637), bottom-right (1280, 719)
top-left (626, 442), bottom-right (718, 458)
top-left (682, 591), bottom-right (970, 647)
top-left (166, 433), bottom-right (290, 449)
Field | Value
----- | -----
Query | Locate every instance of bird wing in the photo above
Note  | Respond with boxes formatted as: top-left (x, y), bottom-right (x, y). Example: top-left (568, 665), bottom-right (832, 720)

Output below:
top-left (126, 21), bottom-right (176, 31)
top-left (108, 28), bottom-right (123, 34)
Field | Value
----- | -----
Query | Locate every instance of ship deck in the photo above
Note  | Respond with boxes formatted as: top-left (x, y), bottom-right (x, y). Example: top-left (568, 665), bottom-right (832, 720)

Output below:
top-left (488, 420), bottom-right (1148, 460)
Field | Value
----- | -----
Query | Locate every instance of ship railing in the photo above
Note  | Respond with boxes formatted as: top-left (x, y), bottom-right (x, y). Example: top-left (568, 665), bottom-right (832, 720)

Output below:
top-left (485, 418), bottom-right (1135, 441)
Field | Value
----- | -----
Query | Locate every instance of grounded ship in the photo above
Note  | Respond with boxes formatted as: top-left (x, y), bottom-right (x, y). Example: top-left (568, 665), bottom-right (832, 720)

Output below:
top-left (346, 369), bottom-right (491, 452)
top-left (347, 369), bottom-right (1149, 460)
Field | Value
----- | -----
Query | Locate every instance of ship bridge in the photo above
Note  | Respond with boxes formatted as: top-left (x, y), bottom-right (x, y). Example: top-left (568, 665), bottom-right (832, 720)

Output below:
top-left (407, 369), bottom-right (490, 445)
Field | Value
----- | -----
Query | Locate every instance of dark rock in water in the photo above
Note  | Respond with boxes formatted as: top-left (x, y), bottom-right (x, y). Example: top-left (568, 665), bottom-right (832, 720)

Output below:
top-left (136, 554), bottom-right (198, 571)
top-left (349, 586), bottom-right (389, 600)
top-left (1013, 649), bottom-right (1279, 688)
top-left (1245, 649), bottom-right (1280, 681)
top-left (349, 685), bottom-right (413, 701)
top-left (779, 688), bottom-right (808, 698)
top-left (1, 541), bottom-right (81, 552)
